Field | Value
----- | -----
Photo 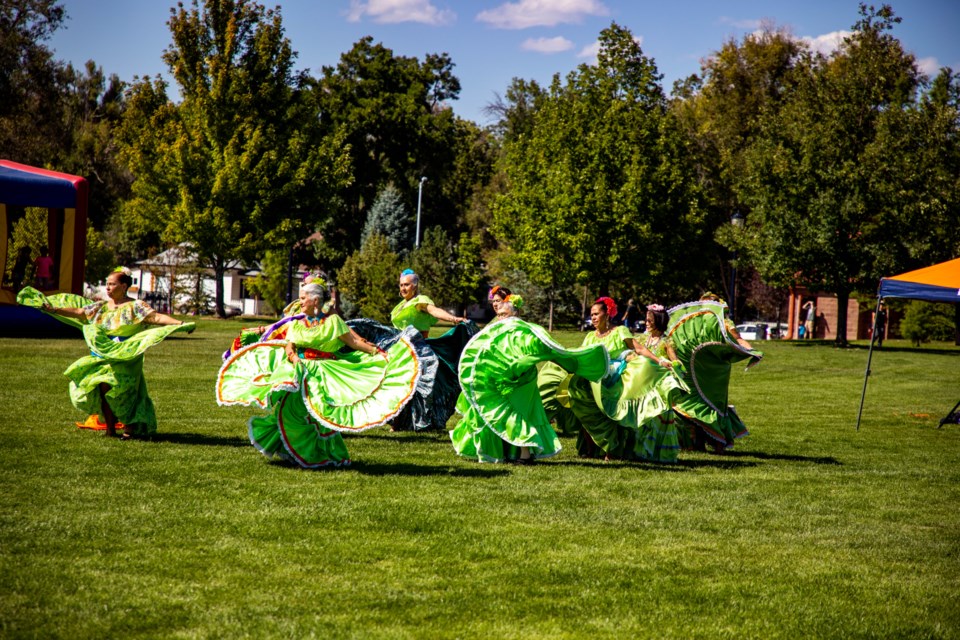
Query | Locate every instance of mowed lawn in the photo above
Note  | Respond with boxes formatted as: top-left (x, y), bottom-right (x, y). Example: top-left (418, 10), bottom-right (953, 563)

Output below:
top-left (1, 319), bottom-right (959, 639)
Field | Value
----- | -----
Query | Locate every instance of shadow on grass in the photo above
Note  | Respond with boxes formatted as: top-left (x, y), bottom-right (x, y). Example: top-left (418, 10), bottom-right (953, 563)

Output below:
top-left (551, 458), bottom-right (757, 471)
top-left (348, 432), bottom-right (449, 444)
top-left (261, 458), bottom-right (510, 477)
top-left (350, 461), bottom-right (510, 478)
top-left (721, 450), bottom-right (842, 465)
top-left (145, 432), bottom-right (250, 447)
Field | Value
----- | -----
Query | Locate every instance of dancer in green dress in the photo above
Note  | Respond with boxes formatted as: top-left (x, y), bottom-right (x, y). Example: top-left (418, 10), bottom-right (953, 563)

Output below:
top-left (217, 277), bottom-right (421, 468)
top-left (632, 305), bottom-right (684, 463)
top-left (539, 297), bottom-right (688, 461)
top-left (18, 268), bottom-right (194, 438)
top-left (667, 294), bottom-right (762, 452)
top-left (451, 291), bottom-right (609, 464)
top-left (346, 268), bottom-right (477, 432)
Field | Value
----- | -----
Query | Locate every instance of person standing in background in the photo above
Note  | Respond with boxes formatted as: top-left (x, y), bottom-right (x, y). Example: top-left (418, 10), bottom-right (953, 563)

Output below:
top-left (875, 303), bottom-right (887, 349)
top-left (34, 247), bottom-right (54, 290)
top-left (802, 300), bottom-right (815, 340)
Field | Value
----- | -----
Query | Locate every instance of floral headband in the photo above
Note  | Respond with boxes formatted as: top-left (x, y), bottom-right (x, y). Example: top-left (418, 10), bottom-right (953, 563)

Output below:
top-left (595, 296), bottom-right (617, 318)
top-left (647, 303), bottom-right (664, 312)
top-left (302, 273), bottom-right (326, 288)
top-left (489, 285), bottom-right (503, 300)
top-left (504, 294), bottom-right (524, 310)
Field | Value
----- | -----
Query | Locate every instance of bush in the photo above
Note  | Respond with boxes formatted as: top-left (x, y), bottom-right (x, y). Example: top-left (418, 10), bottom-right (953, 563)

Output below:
top-left (337, 234), bottom-right (401, 322)
top-left (899, 300), bottom-right (955, 346)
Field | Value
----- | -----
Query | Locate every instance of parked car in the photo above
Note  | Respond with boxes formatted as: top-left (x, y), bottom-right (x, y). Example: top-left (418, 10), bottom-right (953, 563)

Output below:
top-left (735, 323), bottom-right (768, 341)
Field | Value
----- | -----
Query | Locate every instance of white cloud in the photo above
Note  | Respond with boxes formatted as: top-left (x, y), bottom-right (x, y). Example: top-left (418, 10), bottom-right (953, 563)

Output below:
top-left (719, 16), bottom-right (762, 30)
top-left (799, 30), bottom-right (851, 57)
top-left (521, 36), bottom-right (574, 53)
top-left (577, 35), bottom-right (642, 62)
top-left (577, 40), bottom-right (601, 59)
top-left (477, 0), bottom-right (609, 30)
top-left (346, 0), bottom-right (455, 26)
top-left (916, 56), bottom-right (940, 77)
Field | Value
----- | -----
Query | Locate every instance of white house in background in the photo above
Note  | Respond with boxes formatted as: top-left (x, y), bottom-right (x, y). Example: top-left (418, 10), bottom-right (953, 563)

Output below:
top-left (131, 243), bottom-right (266, 316)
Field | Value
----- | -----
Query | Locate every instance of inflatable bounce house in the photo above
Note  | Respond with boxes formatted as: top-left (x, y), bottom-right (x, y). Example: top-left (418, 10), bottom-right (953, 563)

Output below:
top-left (0, 160), bottom-right (88, 335)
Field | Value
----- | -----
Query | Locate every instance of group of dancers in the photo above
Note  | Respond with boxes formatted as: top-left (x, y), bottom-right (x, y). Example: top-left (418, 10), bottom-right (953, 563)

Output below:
top-left (18, 268), bottom-right (763, 467)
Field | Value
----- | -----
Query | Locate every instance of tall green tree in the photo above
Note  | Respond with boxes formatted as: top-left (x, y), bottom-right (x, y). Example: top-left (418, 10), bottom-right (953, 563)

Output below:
top-left (1, 2), bottom-right (131, 241)
top-left (62, 61), bottom-right (130, 230)
top-left (118, 0), bottom-right (350, 316)
top-left (670, 26), bottom-right (802, 315)
top-left (0, 0), bottom-right (69, 164)
top-left (407, 226), bottom-right (484, 312)
top-left (741, 4), bottom-right (926, 344)
top-left (314, 37), bottom-right (483, 267)
top-left (492, 23), bottom-right (707, 327)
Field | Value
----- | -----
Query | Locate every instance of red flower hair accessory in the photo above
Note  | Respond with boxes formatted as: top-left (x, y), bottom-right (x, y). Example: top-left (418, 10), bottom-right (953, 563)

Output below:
top-left (595, 296), bottom-right (617, 318)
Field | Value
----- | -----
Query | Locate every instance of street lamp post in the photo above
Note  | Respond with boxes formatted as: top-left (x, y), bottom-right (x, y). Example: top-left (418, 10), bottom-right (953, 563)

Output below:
top-left (415, 176), bottom-right (427, 248)
top-left (729, 210), bottom-right (744, 322)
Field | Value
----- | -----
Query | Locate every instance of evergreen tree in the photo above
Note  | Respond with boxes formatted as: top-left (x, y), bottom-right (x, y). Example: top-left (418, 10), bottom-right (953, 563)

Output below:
top-left (361, 185), bottom-right (412, 254)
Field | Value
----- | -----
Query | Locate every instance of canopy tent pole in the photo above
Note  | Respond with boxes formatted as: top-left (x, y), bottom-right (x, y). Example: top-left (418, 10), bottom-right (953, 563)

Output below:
top-left (856, 296), bottom-right (883, 431)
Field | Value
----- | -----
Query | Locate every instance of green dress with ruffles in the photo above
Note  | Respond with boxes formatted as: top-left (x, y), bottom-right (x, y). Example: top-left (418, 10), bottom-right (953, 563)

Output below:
top-left (216, 313), bottom-right (421, 468)
top-left (450, 317), bottom-right (608, 463)
top-left (566, 326), bottom-right (688, 459)
top-left (666, 301), bottom-right (763, 450)
top-left (632, 332), bottom-right (683, 463)
top-left (17, 286), bottom-right (194, 435)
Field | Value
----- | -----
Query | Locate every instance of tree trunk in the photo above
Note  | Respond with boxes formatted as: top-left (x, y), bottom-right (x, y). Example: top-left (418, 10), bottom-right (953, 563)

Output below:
top-left (835, 288), bottom-right (850, 347)
top-left (214, 257), bottom-right (226, 318)
top-left (548, 298), bottom-right (554, 332)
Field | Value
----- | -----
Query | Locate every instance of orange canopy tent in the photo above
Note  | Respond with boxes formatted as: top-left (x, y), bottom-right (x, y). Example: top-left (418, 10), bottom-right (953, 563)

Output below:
top-left (857, 257), bottom-right (960, 430)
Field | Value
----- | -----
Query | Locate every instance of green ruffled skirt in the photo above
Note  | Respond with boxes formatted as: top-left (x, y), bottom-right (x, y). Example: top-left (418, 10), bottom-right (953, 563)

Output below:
top-left (666, 301), bottom-right (763, 450)
top-left (566, 356), bottom-right (688, 462)
top-left (217, 336), bottom-right (421, 468)
top-left (451, 318), bottom-right (608, 463)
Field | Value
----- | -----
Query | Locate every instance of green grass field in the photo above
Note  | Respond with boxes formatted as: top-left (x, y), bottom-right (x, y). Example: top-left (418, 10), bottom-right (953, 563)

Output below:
top-left (1, 319), bottom-right (959, 639)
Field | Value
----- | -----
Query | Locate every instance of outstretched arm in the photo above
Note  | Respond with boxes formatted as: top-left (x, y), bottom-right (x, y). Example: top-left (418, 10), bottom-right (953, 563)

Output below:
top-left (41, 303), bottom-right (86, 321)
top-left (727, 325), bottom-right (753, 350)
top-left (421, 303), bottom-right (466, 324)
top-left (339, 330), bottom-right (381, 356)
top-left (145, 310), bottom-right (187, 327)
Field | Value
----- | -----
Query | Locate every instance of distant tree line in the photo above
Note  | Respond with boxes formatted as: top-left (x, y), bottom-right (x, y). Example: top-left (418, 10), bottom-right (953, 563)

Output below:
top-left (2, 0), bottom-right (958, 342)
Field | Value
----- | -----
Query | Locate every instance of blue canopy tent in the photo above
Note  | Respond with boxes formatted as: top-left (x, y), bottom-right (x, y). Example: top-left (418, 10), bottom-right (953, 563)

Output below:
top-left (0, 160), bottom-right (88, 335)
top-left (856, 258), bottom-right (960, 430)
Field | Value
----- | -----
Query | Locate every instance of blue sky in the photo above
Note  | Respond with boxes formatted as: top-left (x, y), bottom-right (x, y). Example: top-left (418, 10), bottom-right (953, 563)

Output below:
top-left (52, 0), bottom-right (960, 124)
